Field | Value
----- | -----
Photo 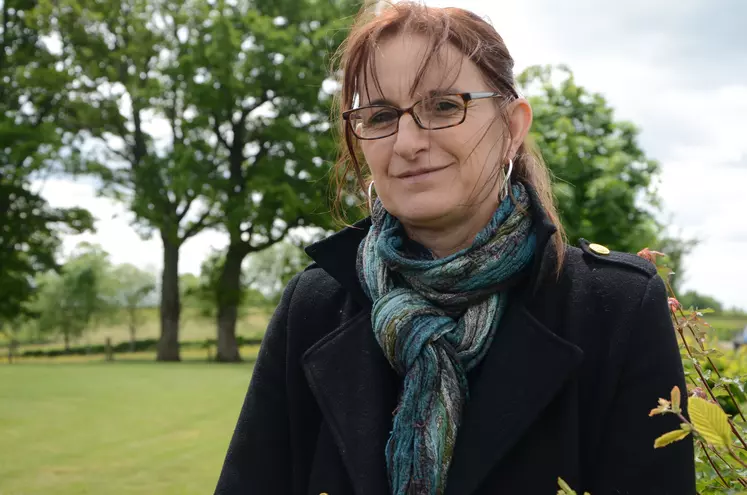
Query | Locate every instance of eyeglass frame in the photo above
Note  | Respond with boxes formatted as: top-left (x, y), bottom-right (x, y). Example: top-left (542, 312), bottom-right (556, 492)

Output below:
top-left (342, 91), bottom-right (508, 141)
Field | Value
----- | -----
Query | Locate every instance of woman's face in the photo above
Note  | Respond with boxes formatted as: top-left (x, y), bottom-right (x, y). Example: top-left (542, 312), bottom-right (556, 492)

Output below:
top-left (358, 33), bottom-right (520, 230)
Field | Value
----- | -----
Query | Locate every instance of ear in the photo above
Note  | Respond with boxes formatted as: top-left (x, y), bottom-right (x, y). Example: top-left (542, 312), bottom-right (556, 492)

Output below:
top-left (505, 98), bottom-right (533, 161)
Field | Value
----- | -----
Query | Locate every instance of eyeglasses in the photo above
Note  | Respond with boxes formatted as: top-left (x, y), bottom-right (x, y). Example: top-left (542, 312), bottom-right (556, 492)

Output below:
top-left (342, 92), bottom-right (504, 140)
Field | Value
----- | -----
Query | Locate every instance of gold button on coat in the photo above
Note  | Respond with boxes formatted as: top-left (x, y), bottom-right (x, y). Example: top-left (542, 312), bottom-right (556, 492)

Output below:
top-left (589, 243), bottom-right (610, 255)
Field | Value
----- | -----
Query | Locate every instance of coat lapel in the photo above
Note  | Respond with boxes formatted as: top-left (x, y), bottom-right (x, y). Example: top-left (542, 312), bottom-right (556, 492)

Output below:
top-left (301, 309), bottom-right (398, 495)
top-left (444, 300), bottom-right (584, 495)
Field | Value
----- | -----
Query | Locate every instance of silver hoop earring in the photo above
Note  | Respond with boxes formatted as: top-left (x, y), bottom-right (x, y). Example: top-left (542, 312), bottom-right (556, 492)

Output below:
top-left (367, 180), bottom-right (375, 212)
top-left (501, 159), bottom-right (514, 201)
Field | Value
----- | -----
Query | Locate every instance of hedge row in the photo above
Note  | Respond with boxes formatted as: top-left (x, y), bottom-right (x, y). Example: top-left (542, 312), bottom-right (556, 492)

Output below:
top-left (18, 336), bottom-right (263, 358)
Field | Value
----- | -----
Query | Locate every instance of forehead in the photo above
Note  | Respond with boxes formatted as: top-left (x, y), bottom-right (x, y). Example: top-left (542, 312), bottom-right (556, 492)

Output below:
top-left (359, 32), bottom-right (485, 105)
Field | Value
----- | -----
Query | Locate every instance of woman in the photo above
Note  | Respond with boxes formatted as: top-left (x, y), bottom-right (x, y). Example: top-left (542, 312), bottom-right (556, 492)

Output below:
top-left (215, 3), bottom-right (695, 494)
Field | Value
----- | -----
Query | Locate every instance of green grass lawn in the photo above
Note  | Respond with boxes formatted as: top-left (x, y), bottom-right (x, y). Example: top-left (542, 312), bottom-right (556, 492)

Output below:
top-left (0, 361), bottom-right (255, 495)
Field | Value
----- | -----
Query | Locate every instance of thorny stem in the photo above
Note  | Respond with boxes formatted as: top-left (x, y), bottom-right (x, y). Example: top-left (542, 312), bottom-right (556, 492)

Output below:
top-left (699, 440), bottom-right (730, 489)
top-left (727, 445), bottom-right (747, 469)
top-left (706, 444), bottom-right (747, 488)
top-left (678, 412), bottom-right (747, 487)
top-left (671, 310), bottom-right (747, 451)
top-left (712, 450), bottom-right (747, 487)
top-left (664, 278), bottom-right (747, 423)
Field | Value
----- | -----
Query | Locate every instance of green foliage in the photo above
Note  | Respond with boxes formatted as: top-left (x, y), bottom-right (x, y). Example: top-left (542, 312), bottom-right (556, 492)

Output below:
top-left (557, 477), bottom-right (590, 495)
top-left (30, 0), bottom-right (223, 245)
top-left (184, 0), bottom-right (357, 248)
top-left (110, 264), bottom-right (157, 311)
top-left (32, 243), bottom-right (114, 349)
top-left (517, 65), bottom-right (692, 276)
top-left (109, 263), bottom-right (157, 347)
top-left (244, 240), bottom-right (312, 303)
top-left (680, 291), bottom-right (725, 314)
top-left (648, 255), bottom-right (747, 493)
top-left (182, 249), bottom-right (271, 318)
top-left (0, 0), bottom-right (94, 328)
top-left (688, 397), bottom-right (732, 448)
top-left (17, 335), bottom-right (263, 358)
top-left (186, 0), bottom-right (357, 360)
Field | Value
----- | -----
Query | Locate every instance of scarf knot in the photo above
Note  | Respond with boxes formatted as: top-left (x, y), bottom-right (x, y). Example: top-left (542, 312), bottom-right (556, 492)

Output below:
top-left (357, 182), bottom-right (537, 495)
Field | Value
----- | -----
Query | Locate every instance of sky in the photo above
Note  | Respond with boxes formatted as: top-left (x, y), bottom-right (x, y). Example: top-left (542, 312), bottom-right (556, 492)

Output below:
top-left (37, 0), bottom-right (747, 309)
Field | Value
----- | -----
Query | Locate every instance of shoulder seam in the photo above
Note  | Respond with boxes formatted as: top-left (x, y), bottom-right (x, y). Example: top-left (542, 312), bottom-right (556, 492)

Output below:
top-left (577, 238), bottom-right (657, 278)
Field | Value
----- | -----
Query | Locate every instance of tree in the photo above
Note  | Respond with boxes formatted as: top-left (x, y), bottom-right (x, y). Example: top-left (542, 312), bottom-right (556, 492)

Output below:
top-left (183, 0), bottom-right (357, 361)
top-left (34, 243), bottom-right (113, 350)
top-left (31, 0), bottom-right (226, 360)
top-left (111, 263), bottom-right (156, 351)
top-left (1, 313), bottom-right (27, 364)
top-left (31, 0), bottom-right (358, 361)
top-left (678, 291), bottom-right (723, 313)
top-left (244, 240), bottom-right (311, 304)
top-left (0, 0), bottom-right (94, 329)
top-left (185, 249), bottom-right (267, 318)
top-left (517, 65), bottom-right (690, 263)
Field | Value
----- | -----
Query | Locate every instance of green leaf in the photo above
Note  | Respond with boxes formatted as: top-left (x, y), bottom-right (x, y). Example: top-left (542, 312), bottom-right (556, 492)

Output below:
top-left (688, 397), bottom-right (732, 448)
top-left (557, 477), bottom-right (577, 495)
top-left (654, 428), bottom-right (691, 448)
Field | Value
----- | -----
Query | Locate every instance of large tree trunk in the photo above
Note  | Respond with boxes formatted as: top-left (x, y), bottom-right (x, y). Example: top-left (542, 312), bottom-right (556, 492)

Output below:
top-left (63, 332), bottom-right (70, 352)
top-left (215, 243), bottom-right (249, 362)
top-left (157, 238), bottom-right (181, 361)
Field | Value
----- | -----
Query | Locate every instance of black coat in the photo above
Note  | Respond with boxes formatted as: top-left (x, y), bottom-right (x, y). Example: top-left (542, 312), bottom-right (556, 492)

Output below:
top-left (215, 195), bottom-right (696, 495)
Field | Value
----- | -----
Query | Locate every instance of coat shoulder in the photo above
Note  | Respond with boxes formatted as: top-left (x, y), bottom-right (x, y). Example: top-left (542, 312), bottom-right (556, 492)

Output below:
top-left (559, 240), bottom-right (661, 305)
top-left (573, 239), bottom-right (657, 277)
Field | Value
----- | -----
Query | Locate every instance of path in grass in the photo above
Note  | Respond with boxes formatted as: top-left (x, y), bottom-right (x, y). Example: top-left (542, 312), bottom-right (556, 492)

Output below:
top-left (0, 362), bottom-right (253, 495)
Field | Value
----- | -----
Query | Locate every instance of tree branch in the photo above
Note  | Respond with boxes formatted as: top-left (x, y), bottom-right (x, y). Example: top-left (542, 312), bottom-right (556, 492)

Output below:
top-left (245, 216), bottom-right (302, 254)
top-left (212, 114), bottom-right (231, 150)
top-left (106, 142), bottom-right (133, 164)
top-left (239, 96), bottom-right (268, 126)
top-left (175, 193), bottom-right (195, 223)
top-left (181, 206), bottom-right (217, 241)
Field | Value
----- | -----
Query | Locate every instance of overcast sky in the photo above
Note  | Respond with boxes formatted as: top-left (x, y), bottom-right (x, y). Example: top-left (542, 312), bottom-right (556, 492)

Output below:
top-left (38, 0), bottom-right (747, 309)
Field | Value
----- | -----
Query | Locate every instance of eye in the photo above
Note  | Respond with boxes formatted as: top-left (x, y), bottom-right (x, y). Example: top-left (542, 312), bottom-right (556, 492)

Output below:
top-left (433, 98), bottom-right (460, 112)
top-left (367, 108), bottom-right (398, 125)
top-left (420, 96), bottom-right (463, 116)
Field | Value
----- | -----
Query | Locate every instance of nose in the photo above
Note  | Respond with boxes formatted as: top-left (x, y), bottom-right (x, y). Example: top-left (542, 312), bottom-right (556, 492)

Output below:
top-left (392, 113), bottom-right (428, 161)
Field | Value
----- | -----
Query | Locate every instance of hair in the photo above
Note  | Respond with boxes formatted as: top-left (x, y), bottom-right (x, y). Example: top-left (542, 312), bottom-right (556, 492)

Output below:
top-left (330, 1), bottom-right (566, 270)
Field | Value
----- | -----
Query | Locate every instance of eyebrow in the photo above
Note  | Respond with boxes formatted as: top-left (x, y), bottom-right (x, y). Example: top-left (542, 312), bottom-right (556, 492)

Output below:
top-left (365, 88), bottom-right (463, 107)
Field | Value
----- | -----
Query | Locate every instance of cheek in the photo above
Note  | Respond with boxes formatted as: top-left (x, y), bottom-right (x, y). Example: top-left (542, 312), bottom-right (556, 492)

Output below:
top-left (361, 141), bottom-right (392, 178)
top-left (452, 120), bottom-right (505, 170)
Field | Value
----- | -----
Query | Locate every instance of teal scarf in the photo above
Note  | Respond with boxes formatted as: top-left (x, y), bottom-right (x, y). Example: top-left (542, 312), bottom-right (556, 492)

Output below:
top-left (356, 182), bottom-right (536, 495)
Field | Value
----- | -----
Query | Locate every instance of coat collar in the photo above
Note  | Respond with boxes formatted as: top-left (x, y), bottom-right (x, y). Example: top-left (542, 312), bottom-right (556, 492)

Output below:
top-left (302, 185), bottom-right (583, 495)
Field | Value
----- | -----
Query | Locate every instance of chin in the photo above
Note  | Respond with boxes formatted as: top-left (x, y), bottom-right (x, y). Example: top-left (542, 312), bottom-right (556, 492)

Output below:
top-left (387, 195), bottom-right (455, 226)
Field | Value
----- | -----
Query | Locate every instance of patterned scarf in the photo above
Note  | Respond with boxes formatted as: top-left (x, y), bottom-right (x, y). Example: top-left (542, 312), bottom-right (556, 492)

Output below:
top-left (356, 182), bottom-right (536, 495)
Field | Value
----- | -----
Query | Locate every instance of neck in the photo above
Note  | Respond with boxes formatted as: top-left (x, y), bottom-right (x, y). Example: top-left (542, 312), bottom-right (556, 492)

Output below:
top-left (403, 203), bottom-right (496, 258)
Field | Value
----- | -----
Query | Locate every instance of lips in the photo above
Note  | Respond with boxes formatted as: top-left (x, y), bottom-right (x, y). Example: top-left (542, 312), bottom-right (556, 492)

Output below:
top-left (395, 164), bottom-right (451, 179)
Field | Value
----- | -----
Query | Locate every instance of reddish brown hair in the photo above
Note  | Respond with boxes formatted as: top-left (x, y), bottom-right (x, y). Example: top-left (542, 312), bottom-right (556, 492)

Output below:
top-left (330, 1), bottom-right (566, 267)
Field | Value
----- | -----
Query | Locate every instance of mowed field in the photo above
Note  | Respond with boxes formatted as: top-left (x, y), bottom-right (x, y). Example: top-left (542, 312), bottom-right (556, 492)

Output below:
top-left (0, 361), bottom-right (254, 495)
top-left (0, 309), bottom-right (269, 495)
